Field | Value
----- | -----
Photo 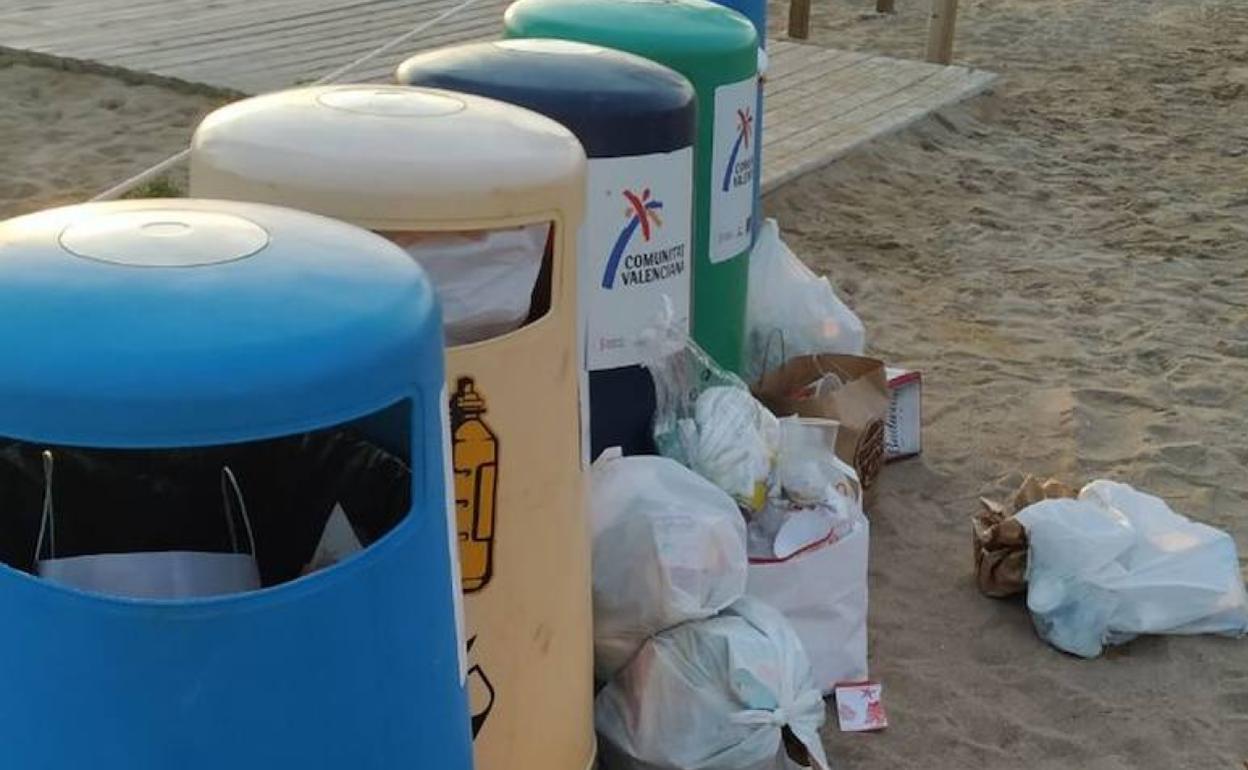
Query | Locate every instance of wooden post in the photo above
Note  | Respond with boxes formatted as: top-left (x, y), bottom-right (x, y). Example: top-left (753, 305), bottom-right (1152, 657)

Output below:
top-left (788, 0), bottom-right (811, 40)
top-left (925, 0), bottom-right (959, 64)
top-left (876, 0), bottom-right (896, 14)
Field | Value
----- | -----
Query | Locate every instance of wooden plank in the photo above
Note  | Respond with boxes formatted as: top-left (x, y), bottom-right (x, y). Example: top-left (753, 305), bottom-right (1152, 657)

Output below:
top-left (140, 5), bottom-right (503, 91)
top-left (187, 18), bottom-right (502, 92)
top-left (92, 0), bottom-right (471, 61)
top-left (0, 0), bottom-right (997, 195)
top-left (766, 67), bottom-right (961, 161)
top-left (762, 67), bottom-right (996, 191)
top-left (96, 2), bottom-right (448, 65)
top-left (764, 57), bottom-right (932, 132)
top-left (763, 44), bottom-right (858, 83)
top-left (766, 54), bottom-right (905, 110)
top-left (36, 0), bottom-right (394, 57)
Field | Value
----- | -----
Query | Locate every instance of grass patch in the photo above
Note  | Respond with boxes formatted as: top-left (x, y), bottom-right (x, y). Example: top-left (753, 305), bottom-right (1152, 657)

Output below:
top-left (121, 177), bottom-right (185, 199)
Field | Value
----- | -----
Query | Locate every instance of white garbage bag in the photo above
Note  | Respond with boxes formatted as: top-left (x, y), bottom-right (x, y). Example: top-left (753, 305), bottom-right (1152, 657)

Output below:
top-left (590, 449), bottom-right (749, 680)
top-left (383, 223), bottom-right (549, 345)
top-left (745, 219), bottom-right (865, 383)
top-left (677, 386), bottom-right (780, 511)
top-left (1016, 481), bottom-right (1248, 658)
top-left (596, 597), bottom-right (831, 770)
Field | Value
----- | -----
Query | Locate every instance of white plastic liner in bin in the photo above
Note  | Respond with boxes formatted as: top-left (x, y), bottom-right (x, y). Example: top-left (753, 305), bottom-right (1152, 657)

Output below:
top-left (383, 222), bottom-right (549, 345)
top-left (590, 449), bottom-right (748, 680)
top-left (596, 597), bottom-right (830, 770)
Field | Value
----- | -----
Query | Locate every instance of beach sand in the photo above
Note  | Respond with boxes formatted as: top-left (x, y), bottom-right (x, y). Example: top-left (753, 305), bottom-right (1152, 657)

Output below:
top-left (2, 0), bottom-right (1248, 765)
top-left (761, 0), bottom-right (1248, 766)
top-left (0, 53), bottom-right (224, 217)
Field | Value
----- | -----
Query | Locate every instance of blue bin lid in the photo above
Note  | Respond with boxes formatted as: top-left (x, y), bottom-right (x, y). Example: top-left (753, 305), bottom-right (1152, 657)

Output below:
top-left (396, 39), bottom-right (696, 157)
top-left (0, 199), bottom-right (442, 448)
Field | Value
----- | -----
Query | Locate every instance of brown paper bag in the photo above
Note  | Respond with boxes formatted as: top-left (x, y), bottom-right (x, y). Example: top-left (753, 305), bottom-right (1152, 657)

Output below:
top-left (754, 354), bottom-right (890, 489)
top-left (972, 474), bottom-right (1078, 598)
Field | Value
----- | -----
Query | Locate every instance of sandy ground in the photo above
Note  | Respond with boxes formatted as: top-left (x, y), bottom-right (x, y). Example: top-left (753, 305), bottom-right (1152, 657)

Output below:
top-left (2, 0), bottom-right (1248, 766)
top-left (0, 53), bottom-right (223, 217)
top-left (761, 0), bottom-right (1248, 767)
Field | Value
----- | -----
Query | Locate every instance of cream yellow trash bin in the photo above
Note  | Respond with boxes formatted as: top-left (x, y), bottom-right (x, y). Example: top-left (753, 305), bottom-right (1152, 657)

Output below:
top-left (189, 85), bottom-right (595, 770)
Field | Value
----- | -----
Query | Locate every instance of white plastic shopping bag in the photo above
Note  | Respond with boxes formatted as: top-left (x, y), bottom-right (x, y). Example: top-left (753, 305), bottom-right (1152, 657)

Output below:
top-left (1017, 480), bottom-right (1248, 658)
top-left (745, 219), bottom-right (865, 382)
top-left (383, 222), bottom-right (549, 345)
top-left (748, 520), bottom-right (869, 694)
top-left (590, 449), bottom-right (749, 679)
top-left (36, 452), bottom-right (261, 599)
top-left (596, 597), bottom-right (831, 770)
top-left (748, 441), bottom-right (869, 693)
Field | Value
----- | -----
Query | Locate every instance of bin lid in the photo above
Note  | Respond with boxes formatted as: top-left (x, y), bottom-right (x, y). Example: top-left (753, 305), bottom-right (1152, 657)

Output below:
top-left (396, 39), bottom-right (696, 158)
top-left (190, 85), bottom-right (586, 230)
top-left (503, 0), bottom-right (758, 82)
top-left (0, 199), bottom-right (441, 448)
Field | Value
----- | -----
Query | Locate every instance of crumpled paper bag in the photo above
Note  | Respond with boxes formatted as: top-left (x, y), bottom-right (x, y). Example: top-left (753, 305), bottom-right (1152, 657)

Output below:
top-left (972, 475), bottom-right (1076, 597)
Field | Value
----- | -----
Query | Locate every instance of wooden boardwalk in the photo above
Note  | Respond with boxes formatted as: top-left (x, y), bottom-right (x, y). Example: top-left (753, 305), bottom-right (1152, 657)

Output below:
top-left (0, 0), bottom-right (996, 191)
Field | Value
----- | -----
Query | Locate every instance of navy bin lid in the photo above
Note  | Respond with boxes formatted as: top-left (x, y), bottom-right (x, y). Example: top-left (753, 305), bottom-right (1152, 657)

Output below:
top-left (0, 199), bottom-right (442, 448)
top-left (396, 38), bottom-right (696, 157)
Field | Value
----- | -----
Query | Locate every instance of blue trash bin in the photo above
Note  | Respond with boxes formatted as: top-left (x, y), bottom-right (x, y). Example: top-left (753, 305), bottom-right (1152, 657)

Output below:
top-left (0, 200), bottom-right (472, 770)
top-left (396, 39), bottom-right (697, 459)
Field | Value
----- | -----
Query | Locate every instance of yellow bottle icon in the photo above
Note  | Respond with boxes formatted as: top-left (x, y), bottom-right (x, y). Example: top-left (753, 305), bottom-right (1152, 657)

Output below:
top-left (451, 377), bottom-right (499, 593)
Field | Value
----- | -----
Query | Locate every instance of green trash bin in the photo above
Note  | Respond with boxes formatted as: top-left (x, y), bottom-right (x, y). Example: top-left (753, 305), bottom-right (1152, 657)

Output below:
top-left (506, 0), bottom-right (758, 374)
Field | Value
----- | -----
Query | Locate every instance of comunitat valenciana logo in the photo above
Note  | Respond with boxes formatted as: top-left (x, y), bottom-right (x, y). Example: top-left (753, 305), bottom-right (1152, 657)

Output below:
top-left (601, 187), bottom-right (686, 289)
top-left (720, 107), bottom-right (755, 193)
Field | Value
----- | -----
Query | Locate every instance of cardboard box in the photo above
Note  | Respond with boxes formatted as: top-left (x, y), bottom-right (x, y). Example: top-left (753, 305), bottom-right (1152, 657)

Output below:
top-left (884, 368), bottom-right (922, 461)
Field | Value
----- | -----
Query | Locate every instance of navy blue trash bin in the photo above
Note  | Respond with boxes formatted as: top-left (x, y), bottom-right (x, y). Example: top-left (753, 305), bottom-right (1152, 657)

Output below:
top-left (397, 39), bottom-right (697, 460)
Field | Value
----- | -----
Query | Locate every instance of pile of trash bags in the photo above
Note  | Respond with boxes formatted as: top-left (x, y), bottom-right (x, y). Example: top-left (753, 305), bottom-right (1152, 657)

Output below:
top-left (590, 450), bottom-right (831, 770)
top-left (585, 221), bottom-right (876, 768)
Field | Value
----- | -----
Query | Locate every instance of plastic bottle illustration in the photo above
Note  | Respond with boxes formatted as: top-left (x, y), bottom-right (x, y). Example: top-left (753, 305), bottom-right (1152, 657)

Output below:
top-left (450, 377), bottom-right (499, 593)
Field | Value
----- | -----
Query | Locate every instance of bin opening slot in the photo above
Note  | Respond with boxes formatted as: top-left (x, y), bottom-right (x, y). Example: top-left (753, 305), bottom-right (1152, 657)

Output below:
top-left (380, 222), bottom-right (555, 345)
top-left (0, 404), bottom-right (414, 598)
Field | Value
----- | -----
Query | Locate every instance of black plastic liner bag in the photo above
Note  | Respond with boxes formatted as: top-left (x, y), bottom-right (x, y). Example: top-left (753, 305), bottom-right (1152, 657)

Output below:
top-left (0, 427), bottom-right (411, 590)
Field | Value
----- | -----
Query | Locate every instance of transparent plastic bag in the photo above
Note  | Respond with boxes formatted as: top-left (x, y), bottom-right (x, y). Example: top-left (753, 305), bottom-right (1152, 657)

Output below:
top-left (1016, 482), bottom-right (1248, 658)
top-left (590, 449), bottom-right (748, 680)
top-left (596, 597), bottom-right (830, 770)
top-left (644, 312), bottom-right (779, 511)
top-left (745, 219), bottom-right (865, 383)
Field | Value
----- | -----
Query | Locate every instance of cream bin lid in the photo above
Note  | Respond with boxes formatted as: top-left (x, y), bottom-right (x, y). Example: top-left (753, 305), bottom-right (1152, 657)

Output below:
top-left (190, 85), bottom-right (586, 230)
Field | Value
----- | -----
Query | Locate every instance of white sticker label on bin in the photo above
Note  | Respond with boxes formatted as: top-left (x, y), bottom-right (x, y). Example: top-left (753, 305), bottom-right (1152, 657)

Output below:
top-left (710, 76), bottom-right (758, 264)
top-left (583, 147), bottom-right (694, 371)
top-left (439, 384), bottom-right (469, 686)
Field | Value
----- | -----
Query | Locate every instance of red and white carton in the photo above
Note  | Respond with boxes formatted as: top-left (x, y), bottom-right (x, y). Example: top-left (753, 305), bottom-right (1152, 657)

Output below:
top-left (835, 681), bottom-right (888, 732)
top-left (885, 367), bottom-right (922, 461)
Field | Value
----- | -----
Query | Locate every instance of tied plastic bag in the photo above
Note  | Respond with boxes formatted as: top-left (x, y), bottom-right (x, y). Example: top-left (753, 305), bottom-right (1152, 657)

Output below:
top-left (596, 597), bottom-right (831, 770)
top-left (645, 311), bottom-right (779, 511)
top-left (1016, 481), bottom-right (1248, 658)
top-left (590, 449), bottom-right (749, 680)
top-left (745, 219), bottom-right (865, 384)
top-left (383, 223), bottom-right (549, 345)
